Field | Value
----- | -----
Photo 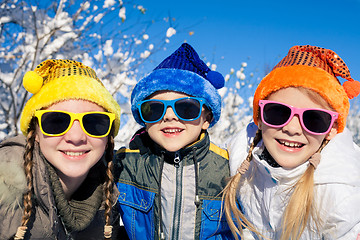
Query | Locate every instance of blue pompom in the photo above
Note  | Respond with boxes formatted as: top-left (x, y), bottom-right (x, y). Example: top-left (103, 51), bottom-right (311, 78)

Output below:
top-left (206, 71), bottom-right (225, 89)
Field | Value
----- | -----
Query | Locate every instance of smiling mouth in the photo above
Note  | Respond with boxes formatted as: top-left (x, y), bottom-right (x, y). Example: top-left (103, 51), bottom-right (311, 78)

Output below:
top-left (162, 128), bottom-right (183, 134)
top-left (277, 140), bottom-right (304, 148)
top-left (62, 151), bottom-right (88, 157)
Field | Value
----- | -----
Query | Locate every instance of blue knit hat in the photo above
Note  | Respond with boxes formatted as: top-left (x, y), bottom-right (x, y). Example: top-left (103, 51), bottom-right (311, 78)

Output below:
top-left (131, 43), bottom-right (225, 127)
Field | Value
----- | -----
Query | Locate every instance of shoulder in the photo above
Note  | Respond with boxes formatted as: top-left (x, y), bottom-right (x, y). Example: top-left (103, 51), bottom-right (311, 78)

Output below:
top-left (116, 146), bottom-right (140, 155)
top-left (200, 143), bottom-right (231, 190)
top-left (204, 142), bottom-right (230, 175)
top-left (113, 146), bottom-right (142, 180)
top-left (314, 129), bottom-right (360, 237)
top-left (316, 128), bottom-right (360, 185)
top-left (114, 146), bottom-right (141, 165)
top-left (0, 135), bottom-right (27, 210)
top-left (208, 142), bottom-right (229, 160)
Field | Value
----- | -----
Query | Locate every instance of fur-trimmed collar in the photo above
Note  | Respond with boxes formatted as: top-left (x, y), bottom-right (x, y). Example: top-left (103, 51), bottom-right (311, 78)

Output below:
top-left (0, 135), bottom-right (28, 210)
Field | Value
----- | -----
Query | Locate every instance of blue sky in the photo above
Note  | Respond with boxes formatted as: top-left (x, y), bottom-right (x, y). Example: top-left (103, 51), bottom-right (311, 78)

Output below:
top-left (137, 0), bottom-right (360, 88)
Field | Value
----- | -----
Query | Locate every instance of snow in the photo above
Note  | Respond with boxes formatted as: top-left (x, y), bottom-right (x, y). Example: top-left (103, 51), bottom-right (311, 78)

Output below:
top-left (166, 27), bottom-right (176, 38)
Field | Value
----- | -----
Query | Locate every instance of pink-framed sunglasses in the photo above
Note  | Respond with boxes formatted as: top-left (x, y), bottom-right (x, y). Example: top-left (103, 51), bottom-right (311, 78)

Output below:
top-left (259, 100), bottom-right (339, 135)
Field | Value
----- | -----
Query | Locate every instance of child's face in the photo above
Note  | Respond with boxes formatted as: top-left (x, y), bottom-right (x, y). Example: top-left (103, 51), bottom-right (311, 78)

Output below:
top-left (35, 100), bottom-right (108, 182)
top-left (145, 91), bottom-right (211, 152)
top-left (259, 88), bottom-right (337, 169)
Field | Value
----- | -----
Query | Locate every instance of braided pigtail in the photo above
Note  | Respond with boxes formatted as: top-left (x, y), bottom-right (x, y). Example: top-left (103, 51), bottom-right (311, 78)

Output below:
top-left (280, 139), bottom-right (330, 240)
top-left (103, 128), bottom-right (115, 240)
top-left (223, 130), bottom-right (263, 240)
top-left (14, 119), bottom-right (37, 240)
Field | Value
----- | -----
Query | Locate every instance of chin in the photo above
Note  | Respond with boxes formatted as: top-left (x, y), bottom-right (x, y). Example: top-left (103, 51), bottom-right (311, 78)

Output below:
top-left (162, 145), bottom-right (183, 152)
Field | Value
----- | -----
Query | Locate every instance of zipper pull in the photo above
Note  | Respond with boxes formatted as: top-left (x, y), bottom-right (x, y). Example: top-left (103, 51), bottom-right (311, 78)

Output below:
top-left (174, 152), bottom-right (180, 167)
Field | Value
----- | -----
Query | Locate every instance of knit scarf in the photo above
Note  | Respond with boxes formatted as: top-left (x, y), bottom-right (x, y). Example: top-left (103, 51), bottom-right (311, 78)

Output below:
top-left (45, 160), bottom-right (103, 232)
top-left (260, 148), bottom-right (281, 168)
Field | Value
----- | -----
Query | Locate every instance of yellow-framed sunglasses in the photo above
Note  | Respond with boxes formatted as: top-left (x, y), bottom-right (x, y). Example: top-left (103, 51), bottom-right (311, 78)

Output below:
top-left (35, 110), bottom-right (115, 138)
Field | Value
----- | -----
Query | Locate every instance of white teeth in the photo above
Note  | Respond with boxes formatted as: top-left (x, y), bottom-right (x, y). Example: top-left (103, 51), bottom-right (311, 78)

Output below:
top-left (163, 129), bottom-right (181, 133)
top-left (64, 151), bottom-right (85, 156)
top-left (279, 140), bottom-right (302, 148)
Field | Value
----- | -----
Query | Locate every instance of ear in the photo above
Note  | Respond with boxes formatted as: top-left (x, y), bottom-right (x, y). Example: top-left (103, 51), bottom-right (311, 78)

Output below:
top-left (34, 124), bottom-right (40, 143)
top-left (35, 132), bottom-right (40, 143)
top-left (325, 127), bottom-right (337, 140)
top-left (257, 119), bottom-right (263, 130)
top-left (201, 111), bottom-right (211, 130)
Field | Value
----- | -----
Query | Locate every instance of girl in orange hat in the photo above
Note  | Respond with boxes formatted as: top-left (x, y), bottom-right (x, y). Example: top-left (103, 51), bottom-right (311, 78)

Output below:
top-left (223, 45), bottom-right (360, 240)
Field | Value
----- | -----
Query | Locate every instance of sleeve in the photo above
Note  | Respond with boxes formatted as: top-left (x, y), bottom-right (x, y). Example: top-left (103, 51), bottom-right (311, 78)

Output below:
top-left (320, 184), bottom-right (360, 239)
top-left (315, 129), bottom-right (360, 239)
top-left (0, 137), bottom-right (28, 239)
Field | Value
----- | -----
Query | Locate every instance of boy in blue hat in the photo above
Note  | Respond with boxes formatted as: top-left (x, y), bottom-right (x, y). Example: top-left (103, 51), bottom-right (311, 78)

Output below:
top-left (114, 43), bottom-right (233, 239)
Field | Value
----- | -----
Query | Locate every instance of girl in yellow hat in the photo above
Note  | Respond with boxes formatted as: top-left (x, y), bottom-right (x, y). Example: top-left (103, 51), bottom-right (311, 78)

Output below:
top-left (0, 60), bottom-right (123, 239)
top-left (223, 45), bottom-right (360, 240)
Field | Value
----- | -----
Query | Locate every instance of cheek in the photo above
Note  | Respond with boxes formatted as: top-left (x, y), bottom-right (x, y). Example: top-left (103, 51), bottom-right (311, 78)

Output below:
top-left (259, 121), bottom-right (273, 134)
top-left (95, 137), bottom-right (108, 151)
top-left (145, 122), bottom-right (157, 135)
top-left (37, 135), bottom-right (62, 160)
top-left (306, 133), bottom-right (326, 150)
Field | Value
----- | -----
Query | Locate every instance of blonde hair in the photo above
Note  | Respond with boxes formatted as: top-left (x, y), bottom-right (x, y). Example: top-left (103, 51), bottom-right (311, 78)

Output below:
top-left (15, 118), bottom-right (115, 240)
top-left (280, 139), bottom-right (328, 240)
top-left (224, 87), bottom-right (337, 239)
top-left (223, 130), bottom-right (263, 240)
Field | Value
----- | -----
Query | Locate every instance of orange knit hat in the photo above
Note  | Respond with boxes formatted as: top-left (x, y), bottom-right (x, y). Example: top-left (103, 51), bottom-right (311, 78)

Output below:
top-left (253, 45), bottom-right (360, 133)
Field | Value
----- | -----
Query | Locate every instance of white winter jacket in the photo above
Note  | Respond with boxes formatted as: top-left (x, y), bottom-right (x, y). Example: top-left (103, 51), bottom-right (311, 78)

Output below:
top-left (227, 122), bottom-right (360, 240)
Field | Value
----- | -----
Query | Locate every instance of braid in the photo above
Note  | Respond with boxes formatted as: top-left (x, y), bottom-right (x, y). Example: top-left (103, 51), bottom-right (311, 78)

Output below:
top-left (246, 129), bottom-right (263, 163)
top-left (15, 119), bottom-right (37, 240)
top-left (103, 128), bottom-right (115, 240)
top-left (223, 130), bottom-right (263, 240)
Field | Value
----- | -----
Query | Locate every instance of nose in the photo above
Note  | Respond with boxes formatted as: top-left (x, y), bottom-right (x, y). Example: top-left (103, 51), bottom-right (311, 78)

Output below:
top-left (163, 106), bottom-right (178, 122)
top-left (281, 114), bottom-right (303, 135)
top-left (63, 120), bottom-right (87, 144)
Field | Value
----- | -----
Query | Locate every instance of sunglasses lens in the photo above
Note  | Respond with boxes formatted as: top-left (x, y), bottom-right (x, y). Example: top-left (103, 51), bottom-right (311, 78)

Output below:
top-left (303, 110), bottom-right (332, 134)
top-left (41, 112), bottom-right (70, 135)
top-left (175, 98), bottom-right (201, 120)
top-left (263, 103), bottom-right (291, 126)
top-left (141, 101), bottom-right (165, 122)
top-left (83, 113), bottom-right (111, 136)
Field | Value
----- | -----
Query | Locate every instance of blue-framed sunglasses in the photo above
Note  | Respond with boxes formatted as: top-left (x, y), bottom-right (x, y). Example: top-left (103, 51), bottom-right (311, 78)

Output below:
top-left (137, 97), bottom-right (208, 123)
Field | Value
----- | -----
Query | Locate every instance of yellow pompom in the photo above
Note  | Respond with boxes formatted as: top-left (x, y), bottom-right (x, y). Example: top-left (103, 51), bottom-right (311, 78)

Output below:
top-left (23, 71), bottom-right (43, 94)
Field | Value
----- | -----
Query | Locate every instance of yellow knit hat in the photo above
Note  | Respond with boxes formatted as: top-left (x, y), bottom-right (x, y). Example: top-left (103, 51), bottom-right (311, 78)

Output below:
top-left (253, 45), bottom-right (360, 133)
top-left (20, 59), bottom-right (121, 136)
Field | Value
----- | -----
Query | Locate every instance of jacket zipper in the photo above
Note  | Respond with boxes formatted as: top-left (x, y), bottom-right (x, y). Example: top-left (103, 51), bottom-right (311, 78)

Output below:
top-left (171, 152), bottom-right (182, 240)
top-left (174, 152), bottom-right (180, 167)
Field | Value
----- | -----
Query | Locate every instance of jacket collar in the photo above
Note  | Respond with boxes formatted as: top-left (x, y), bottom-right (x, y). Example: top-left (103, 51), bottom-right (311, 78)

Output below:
top-left (252, 143), bottom-right (308, 185)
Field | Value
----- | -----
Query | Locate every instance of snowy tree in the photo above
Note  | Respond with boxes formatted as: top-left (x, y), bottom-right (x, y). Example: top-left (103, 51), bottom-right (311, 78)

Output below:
top-left (209, 63), bottom-right (257, 145)
top-left (346, 99), bottom-right (360, 145)
top-left (0, 0), bottom-right (176, 145)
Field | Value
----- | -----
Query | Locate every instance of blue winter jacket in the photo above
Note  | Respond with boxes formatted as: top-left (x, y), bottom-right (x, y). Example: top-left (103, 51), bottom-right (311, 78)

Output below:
top-left (114, 129), bottom-right (233, 240)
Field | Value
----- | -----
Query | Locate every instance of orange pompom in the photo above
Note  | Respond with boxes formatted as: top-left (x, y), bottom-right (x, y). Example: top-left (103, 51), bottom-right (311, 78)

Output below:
top-left (343, 79), bottom-right (360, 99)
